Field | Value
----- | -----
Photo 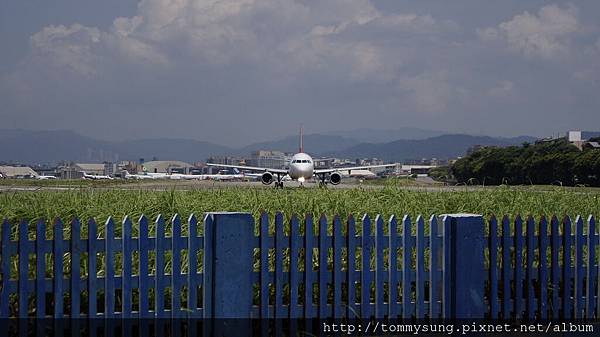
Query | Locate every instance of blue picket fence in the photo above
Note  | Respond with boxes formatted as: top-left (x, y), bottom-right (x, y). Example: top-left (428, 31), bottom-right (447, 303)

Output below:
top-left (487, 215), bottom-right (598, 320)
top-left (0, 212), bottom-right (598, 324)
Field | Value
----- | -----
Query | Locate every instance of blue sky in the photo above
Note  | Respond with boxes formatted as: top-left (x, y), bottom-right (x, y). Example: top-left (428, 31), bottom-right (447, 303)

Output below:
top-left (1, 1), bottom-right (599, 146)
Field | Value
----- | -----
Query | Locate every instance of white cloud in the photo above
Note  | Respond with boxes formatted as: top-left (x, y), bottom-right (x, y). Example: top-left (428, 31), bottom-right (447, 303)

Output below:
top-left (20, 0), bottom-right (451, 81)
top-left (479, 4), bottom-right (581, 59)
top-left (397, 72), bottom-right (454, 113)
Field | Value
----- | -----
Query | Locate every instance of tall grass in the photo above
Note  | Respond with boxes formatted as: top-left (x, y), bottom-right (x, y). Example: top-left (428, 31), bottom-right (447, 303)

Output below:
top-left (1, 185), bottom-right (598, 225)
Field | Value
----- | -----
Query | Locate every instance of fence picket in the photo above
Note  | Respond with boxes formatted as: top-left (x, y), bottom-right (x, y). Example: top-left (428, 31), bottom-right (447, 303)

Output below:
top-left (539, 217), bottom-right (548, 319)
top-left (489, 216), bottom-right (498, 319)
top-left (333, 216), bottom-right (343, 318)
top-left (53, 218), bottom-right (64, 318)
top-left (388, 216), bottom-right (399, 319)
top-left (361, 214), bottom-right (373, 319)
top-left (138, 215), bottom-right (150, 318)
top-left (402, 215), bottom-right (412, 319)
top-left (319, 214), bottom-right (329, 319)
top-left (122, 217), bottom-right (133, 318)
top-left (70, 218), bottom-right (81, 318)
top-left (429, 215), bottom-right (440, 319)
top-left (171, 214), bottom-right (183, 318)
top-left (415, 216), bottom-right (425, 319)
top-left (17, 220), bottom-right (28, 318)
top-left (574, 216), bottom-right (584, 319)
top-left (550, 216), bottom-right (560, 319)
top-left (289, 215), bottom-right (301, 319)
top-left (346, 216), bottom-right (357, 319)
top-left (0, 219), bottom-right (9, 317)
top-left (514, 216), bottom-right (524, 319)
top-left (304, 215), bottom-right (314, 319)
top-left (35, 219), bottom-right (46, 318)
top-left (274, 212), bottom-right (284, 336)
top-left (501, 216), bottom-right (511, 319)
top-left (526, 216), bottom-right (535, 320)
top-left (87, 219), bottom-right (98, 318)
top-left (187, 214), bottom-right (199, 318)
top-left (155, 215), bottom-right (166, 318)
top-left (563, 216), bottom-right (572, 318)
top-left (374, 215), bottom-right (385, 319)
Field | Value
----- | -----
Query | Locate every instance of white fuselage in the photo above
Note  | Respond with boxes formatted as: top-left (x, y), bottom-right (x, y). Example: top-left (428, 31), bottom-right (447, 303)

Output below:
top-left (288, 153), bottom-right (314, 181)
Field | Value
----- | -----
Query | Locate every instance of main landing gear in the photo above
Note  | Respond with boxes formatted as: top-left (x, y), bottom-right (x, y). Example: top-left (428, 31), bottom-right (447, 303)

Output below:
top-left (274, 173), bottom-right (284, 189)
top-left (317, 174), bottom-right (328, 187)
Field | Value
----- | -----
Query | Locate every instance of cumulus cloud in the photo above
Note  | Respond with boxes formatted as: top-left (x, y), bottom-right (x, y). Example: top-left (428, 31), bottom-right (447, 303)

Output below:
top-left (19, 0), bottom-right (452, 81)
top-left (478, 4), bottom-right (581, 59)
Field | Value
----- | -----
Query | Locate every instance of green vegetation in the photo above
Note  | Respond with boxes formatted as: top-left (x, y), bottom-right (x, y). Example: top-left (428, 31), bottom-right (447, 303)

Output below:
top-left (1, 186), bottom-right (599, 226)
top-left (452, 139), bottom-right (600, 186)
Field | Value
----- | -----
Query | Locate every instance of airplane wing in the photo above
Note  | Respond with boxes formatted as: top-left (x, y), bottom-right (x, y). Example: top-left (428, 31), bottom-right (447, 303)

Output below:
top-left (206, 163), bottom-right (288, 174)
top-left (314, 164), bottom-right (396, 174)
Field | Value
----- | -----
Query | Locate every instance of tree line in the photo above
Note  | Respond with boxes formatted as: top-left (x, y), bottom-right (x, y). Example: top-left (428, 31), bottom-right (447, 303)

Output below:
top-left (451, 138), bottom-right (600, 186)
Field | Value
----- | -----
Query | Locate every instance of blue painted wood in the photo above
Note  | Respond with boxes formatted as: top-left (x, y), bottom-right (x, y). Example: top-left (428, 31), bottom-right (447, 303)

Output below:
top-left (447, 214), bottom-right (485, 318)
top-left (275, 212), bottom-right (285, 323)
top-left (442, 216), bottom-right (451, 319)
top-left (171, 214), bottom-right (183, 318)
top-left (17, 220), bottom-right (28, 318)
top-left (501, 216), bottom-right (511, 320)
top-left (388, 216), bottom-right (398, 319)
top-left (361, 214), bottom-right (373, 319)
top-left (274, 213), bottom-right (284, 337)
top-left (205, 213), bottom-right (254, 337)
top-left (488, 216), bottom-right (498, 319)
top-left (155, 215), bottom-right (166, 318)
top-left (415, 216), bottom-right (425, 319)
top-left (562, 216), bottom-right (572, 318)
top-left (304, 215), bottom-right (314, 319)
top-left (0, 219), bottom-right (10, 317)
top-left (70, 218), bottom-right (81, 318)
top-left (318, 214), bottom-right (328, 319)
top-left (53, 218), bottom-right (64, 318)
top-left (574, 216), bottom-right (584, 318)
top-left (104, 217), bottom-right (115, 318)
top-left (550, 216), bottom-right (560, 319)
top-left (289, 215), bottom-right (301, 319)
top-left (587, 216), bottom-right (597, 319)
top-left (35, 219), bottom-right (46, 318)
top-left (374, 215), bottom-right (385, 319)
top-left (402, 215), bottom-right (412, 319)
top-left (259, 212), bottom-right (269, 322)
top-left (87, 219), bottom-right (98, 318)
top-left (514, 216), bottom-right (523, 319)
top-left (539, 217), bottom-right (548, 319)
top-left (346, 216), bottom-right (357, 319)
top-left (187, 214), bottom-right (199, 318)
top-left (122, 217), bottom-right (133, 318)
top-left (333, 215), bottom-right (343, 318)
top-left (525, 216), bottom-right (535, 320)
top-left (429, 215), bottom-right (440, 319)
top-left (137, 215), bottom-right (150, 318)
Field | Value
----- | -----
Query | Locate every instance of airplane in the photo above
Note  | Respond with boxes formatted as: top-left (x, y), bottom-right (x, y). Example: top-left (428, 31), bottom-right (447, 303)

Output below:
top-left (81, 172), bottom-right (114, 180)
top-left (206, 127), bottom-right (397, 187)
top-left (36, 175), bottom-right (57, 180)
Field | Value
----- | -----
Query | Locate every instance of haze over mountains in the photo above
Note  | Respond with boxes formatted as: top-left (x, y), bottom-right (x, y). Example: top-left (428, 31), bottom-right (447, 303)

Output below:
top-left (0, 128), bottom-right (537, 165)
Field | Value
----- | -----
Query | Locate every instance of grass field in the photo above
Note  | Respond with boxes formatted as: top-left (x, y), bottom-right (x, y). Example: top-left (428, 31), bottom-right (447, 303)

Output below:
top-left (1, 184), bottom-right (599, 225)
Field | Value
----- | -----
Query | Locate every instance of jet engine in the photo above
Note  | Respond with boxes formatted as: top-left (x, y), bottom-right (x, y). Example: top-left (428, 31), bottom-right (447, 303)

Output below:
top-left (261, 172), bottom-right (274, 185)
top-left (329, 172), bottom-right (342, 185)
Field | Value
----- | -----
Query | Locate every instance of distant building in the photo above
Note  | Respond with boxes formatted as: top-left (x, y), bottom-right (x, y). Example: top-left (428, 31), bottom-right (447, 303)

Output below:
top-left (567, 130), bottom-right (600, 150)
top-left (142, 160), bottom-right (193, 174)
top-left (60, 163), bottom-right (106, 179)
top-left (247, 151), bottom-right (289, 169)
top-left (0, 166), bottom-right (39, 179)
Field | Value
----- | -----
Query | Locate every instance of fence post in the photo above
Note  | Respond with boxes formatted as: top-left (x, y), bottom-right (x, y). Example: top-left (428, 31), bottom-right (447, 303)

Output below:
top-left (204, 212), bottom-right (255, 336)
top-left (443, 213), bottom-right (486, 318)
